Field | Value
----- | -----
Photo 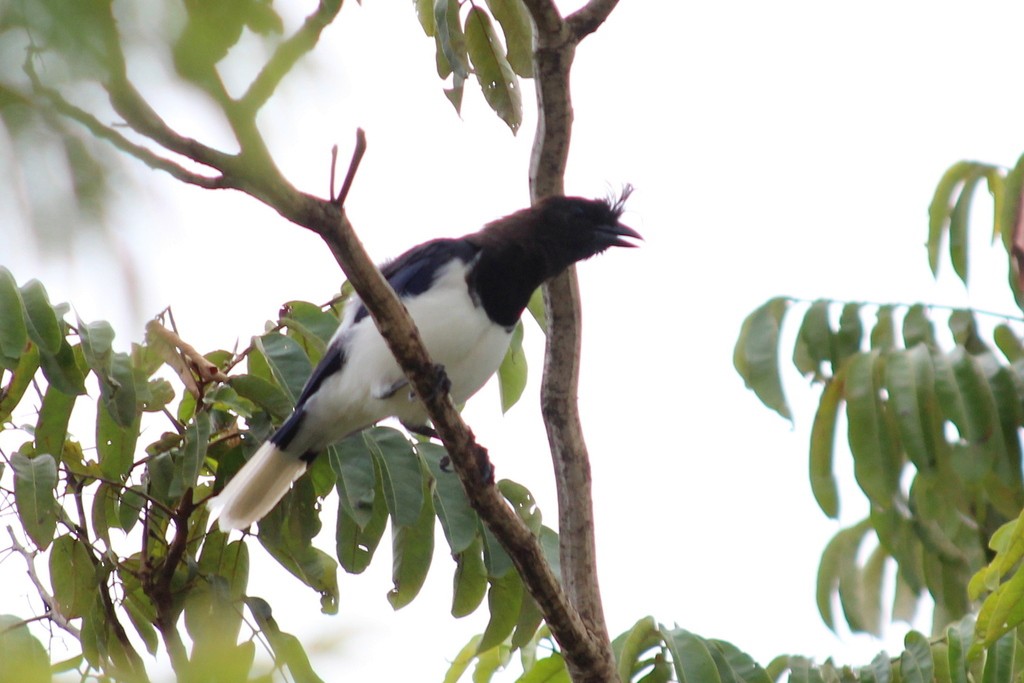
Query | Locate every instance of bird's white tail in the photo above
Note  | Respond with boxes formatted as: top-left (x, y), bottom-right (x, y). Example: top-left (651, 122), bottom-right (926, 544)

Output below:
top-left (208, 442), bottom-right (307, 531)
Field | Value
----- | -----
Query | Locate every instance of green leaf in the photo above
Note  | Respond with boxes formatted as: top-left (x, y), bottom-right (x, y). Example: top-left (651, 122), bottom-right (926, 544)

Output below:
top-left (478, 571), bottom-right (524, 652)
top-left (367, 427), bottom-right (424, 528)
top-left (660, 626), bottom-right (722, 683)
top-left (481, 522), bottom-right (514, 578)
top-left (19, 279), bottom-right (62, 355)
top-left (388, 473), bottom-right (435, 609)
top-left (950, 172), bottom-right (984, 285)
top-left (0, 614), bottom-right (49, 683)
top-left (484, 0), bottom-right (534, 78)
top-left (526, 287), bottom-right (546, 333)
top-left (793, 299), bottom-right (833, 380)
top-left (816, 519), bottom-right (871, 632)
top-left (330, 435), bottom-right (378, 528)
top-left (35, 382), bottom-right (76, 459)
top-left (415, 0), bottom-right (436, 36)
top-left (170, 412), bottom-right (211, 497)
top-left (230, 373), bottom-right (294, 420)
top-left (809, 374), bottom-right (843, 518)
top-left (900, 631), bottom-right (933, 683)
top-left (946, 616), bottom-right (974, 683)
top-left (77, 318), bottom-right (114, 376)
top-left (616, 617), bottom-right (662, 683)
top-left (335, 477), bottom-right (388, 574)
top-left (884, 345), bottom-right (938, 471)
top-left (859, 652), bottom-right (891, 683)
top-left (11, 452), bottom-right (58, 549)
top-left (902, 305), bottom-right (936, 349)
top-left (39, 338), bottom-right (86, 395)
top-left (425, 442), bottom-right (479, 553)
top-left (0, 267), bottom-right (28, 361)
top-left (734, 297), bottom-right (791, 420)
top-left (707, 639), bottom-right (773, 683)
top-left (870, 306), bottom-right (896, 351)
top-left (444, 635), bottom-right (484, 683)
top-left (833, 303), bottom-right (863, 369)
top-left (452, 535), bottom-right (488, 618)
top-left (245, 597), bottom-right (326, 683)
top-left (928, 161), bottom-right (976, 276)
top-left (48, 534), bottom-right (95, 619)
top-left (981, 630), bottom-right (1015, 683)
top-left (993, 324), bottom-right (1024, 363)
top-left (0, 344), bottom-right (40, 422)
top-left (845, 351), bottom-right (899, 505)
top-left (517, 654), bottom-right (569, 683)
top-left (498, 321), bottom-right (527, 413)
top-left (510, 591), bottom-right (544, 651)
top-left (465, 7), bottom-right (523, 132)
top-left (97, 398), bottom-right (140, 481)
top-left (949, 348), bottom-right (1004, 461)
top-left (257, 332), bottom-right (313, 403)
top-left (435, 0), bottom-right (469, 79)
top-left (258, 476), bottom-right (339, 615)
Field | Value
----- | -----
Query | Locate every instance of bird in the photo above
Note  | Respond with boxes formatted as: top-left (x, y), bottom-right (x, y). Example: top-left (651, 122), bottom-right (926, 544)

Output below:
top-left (209, 190), bottom-right (641, 530)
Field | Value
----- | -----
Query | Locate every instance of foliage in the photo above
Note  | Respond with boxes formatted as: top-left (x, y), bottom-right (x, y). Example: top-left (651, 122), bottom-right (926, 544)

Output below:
top-left (735, 148), bottom-right (1024, 673)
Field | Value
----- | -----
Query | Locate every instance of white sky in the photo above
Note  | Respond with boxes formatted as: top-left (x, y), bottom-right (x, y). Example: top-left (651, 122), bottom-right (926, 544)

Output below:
top-left (5, 1), bottom-right (1024, 681)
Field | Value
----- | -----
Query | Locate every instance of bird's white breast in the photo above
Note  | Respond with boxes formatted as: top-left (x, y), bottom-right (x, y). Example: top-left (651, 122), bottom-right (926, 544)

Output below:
top-left (299, 259), bottom-right (513, 449)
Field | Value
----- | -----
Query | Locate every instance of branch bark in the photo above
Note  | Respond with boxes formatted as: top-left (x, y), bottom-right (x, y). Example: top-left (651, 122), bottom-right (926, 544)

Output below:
top-left (522, 1), bottom-right (622, 680)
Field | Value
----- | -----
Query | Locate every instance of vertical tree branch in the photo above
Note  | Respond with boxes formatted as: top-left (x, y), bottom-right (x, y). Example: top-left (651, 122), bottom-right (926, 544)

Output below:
top-left (523, 1), bottom-right (622, 680)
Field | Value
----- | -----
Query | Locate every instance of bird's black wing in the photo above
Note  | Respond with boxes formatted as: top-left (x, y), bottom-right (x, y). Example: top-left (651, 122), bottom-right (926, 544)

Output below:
top-left (353, 238), bottom-right (479, 323)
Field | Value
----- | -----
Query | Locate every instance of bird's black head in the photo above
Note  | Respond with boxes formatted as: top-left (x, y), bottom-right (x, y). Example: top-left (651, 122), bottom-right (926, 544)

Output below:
top-left (530, 187), bottom-right (642, 265)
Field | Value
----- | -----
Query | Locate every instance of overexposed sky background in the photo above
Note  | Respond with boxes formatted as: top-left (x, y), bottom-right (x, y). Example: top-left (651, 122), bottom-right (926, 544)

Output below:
top-left (4, 1), bottom-right (1024, 680)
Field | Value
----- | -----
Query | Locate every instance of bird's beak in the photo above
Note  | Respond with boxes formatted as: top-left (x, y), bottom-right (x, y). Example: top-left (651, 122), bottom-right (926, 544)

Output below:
top-left (598, 222), bottom-right (643, 248)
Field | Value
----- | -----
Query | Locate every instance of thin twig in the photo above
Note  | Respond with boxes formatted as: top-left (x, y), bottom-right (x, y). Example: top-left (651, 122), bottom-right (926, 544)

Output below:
top-left (6, 527), bottom-right (82, 639)
top-left (333, 128), bottom-right (367, 208)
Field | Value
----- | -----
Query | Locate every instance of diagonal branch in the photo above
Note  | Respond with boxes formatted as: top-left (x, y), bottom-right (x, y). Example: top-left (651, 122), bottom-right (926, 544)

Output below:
top-left (239, 0), bottom-right (345, 115)
top-left (567, 0), bottom-right (622, 39)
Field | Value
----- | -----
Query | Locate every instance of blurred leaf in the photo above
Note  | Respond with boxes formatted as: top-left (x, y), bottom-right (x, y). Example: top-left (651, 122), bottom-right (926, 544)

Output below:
top-left (35, 382), bottom-right (76, 459)
top-left (481, 522), bottom-right (514, 578)
top-left (388, 472), bottom-right (436, 609)
top-left (903, 305), bottom-right (936, 349)
top-left (415, 0), bottom-right (436, 35)
top-left (945, 617), bottom-right (974, 683)
top-left (0, 614), bottom-right (49, 683)
top-left (993, 324), bottom-right (1024, 363)
top-left (11, 452), bottom-right (58, 549)
top-left (465, 7), bottom-right (522, 132)
top-left (949, 172), bottom-right (984, 285)
top-left (980, 630), bottom-right (1015, 683)
top-left (335, 476), bottom-right (388, 574)
top-left (660, 626), bottom-right (722, 683)
top-left (928, 161), bottom-right (976, 277)
top-left (97, 398), bottom-right (140, 481)
top-left (884, 345), bottom-right (938, 471)
top-left (425, 441), bottom-right (479, 553)
top-left (170, 412), bottom-right (211, 498)
top-left (435, 0), bottom-right (469, 79)
top-left (707, 639), bottom-right (773, 683)
top-left (478, 571), bottom-right (523, 652)
top-left (845, 351), bottom-right (899, 505)
top-left (245, 597), bottom-right (325, 683)
top-left (19, 279), bottom-right (62, 355)
top-left (0, 345), bottom-right (39, 421)
top-left (48, 534), bottom-right (95, 619)
top-left (510, 591), bottom-right (544, 652)
top-left (452, 535), bottom-right (488, 618)
top-left (615, 617), bottom-right (662, 683)
top-left (39, 338), bottom-right (87, 395)
top-left (0, 267), bottom-right (29, 363)
top-left (258, 476), bottom-right (339, 614)
top-left (793, 299), bottom-right (832, 380)
top-left (833, 303), bottom-right (863, 369)
top-left (816, 519), bottom-right (871, 632)
top-left (498, 321), bottom-right (527, 413)
top-left (257, 332), bottom-right (313, 403)
top-left (870, 306), bottom-right (896, 351)
top-left (330, 435), bottom-right (378, 528)
top-left (444, 635), bottom-right (484, 683)
top-left (230, 374), bottom-right (293, 420)
top-left (518, 654), bottom-right (569, 682)
top-left (900, 631), bottom-right (933, 683)
top-left (499, 479), bottom-right (541, 535)
top-left (809, 374), bottom-right (843, 519)
top-left (484, 0), bottom-right (534, 78)
top-left (77, 318), bottom-right (114, 376)
top-left (734, 297), bottom-right (791, 420)
top-left (367, 427), bottom-right (424, 528)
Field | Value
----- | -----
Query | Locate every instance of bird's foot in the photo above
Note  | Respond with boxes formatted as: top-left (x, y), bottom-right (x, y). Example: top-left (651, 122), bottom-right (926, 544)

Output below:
top-left (425, 363), bottom-right (452, 401)
top-left (403, 421), bottom-right (440, 441)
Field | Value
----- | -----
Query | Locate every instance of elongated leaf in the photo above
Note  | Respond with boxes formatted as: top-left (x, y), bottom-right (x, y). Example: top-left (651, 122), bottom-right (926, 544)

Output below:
top-left (12, 452), bottom-right (58, 549)
top-left (0, 267), bottom-right (28, 362)
top-left (949, 348), bottom-right (1004, 461)
top-left (900, 631), bottom-right (933, 683)
top-left (478, 571), bottom-right (523, 652)
top-left (367, 427), bottom-right (423, 528)
top-left (929, 161), bottom-right (976, 276)
top-left (452, 536), bottom-right (488, 617)
top-left (793, 299), bottom-right (833, 379)
top-left (19, 280), bottom-right (62, 354)
top-left (833, 303), bottom-right (863, 369)
top-left (415, 0), bottom-right (436, 35)
top-left (388, 474), bottom-right (435, 609)
top-left (734, 297), bottom-right (791, 420)
top-left (170, 412), bottom-right (211, 497)
top-left (435, 0), bottom-right (468, 79)
top-left (708, 639), bottom-right (773, 683)
top-left (484, 0), bottom-right (533, 77)
top-left (97, 398), bottom-right (140, 481)
top-left (257, 332), bottom-right (312, 402)
top-left (870, 306), bottom-right (896, 351)
top-left (846, 351), bottom-right (899, 504)
top-left (884, 345), bottom-right (937, 470)
top-left (809, 374), bottom-right (843, 518)
top-left (0, 614), bottom-right (49, 683)
top-left (616, 617), bottom-right (662, 683)
top-left (950, 173), bottom-right (984, 285)
top-left (335, 477), bottom-right (388, 574)
top-left (510, 591), bottom-right (544, 651)
top-left (425, 442), bottom-right (479, 553)
top-left (444, 635), bottom-right (484, 683)
top-left (0, 344), bottom-right (40, 421)
top-left (903, 305), bottom-right (936, 349)
top-left (498, 321), bottom-right (527, 413)
top-left (229, 374), bottom-right (293, 420)
top-left (860, 651), bottom-right (892, 683)
top-left (994, 324), bottom-right (1024, 363)
top-left (817, 519), bottom-right (871, 632)
top-left (48, 534), bottom-right (95, 619)
top-left (946, 617), bottom-right (974, 683)
top-left (35, 382), bottom-right (76, 459)
top-left (246, 597), bottom-right (326, 683)
top-left (465, 7), bottom-right (522, 132)
top-left (39, 339), bottom-right (86, 395)
top-left (330, 436), bottom-right (377, 528)
top-left (980, 630), bottom-right (1015, 683)
top-left (660, 626), bottom-right (722, 683)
